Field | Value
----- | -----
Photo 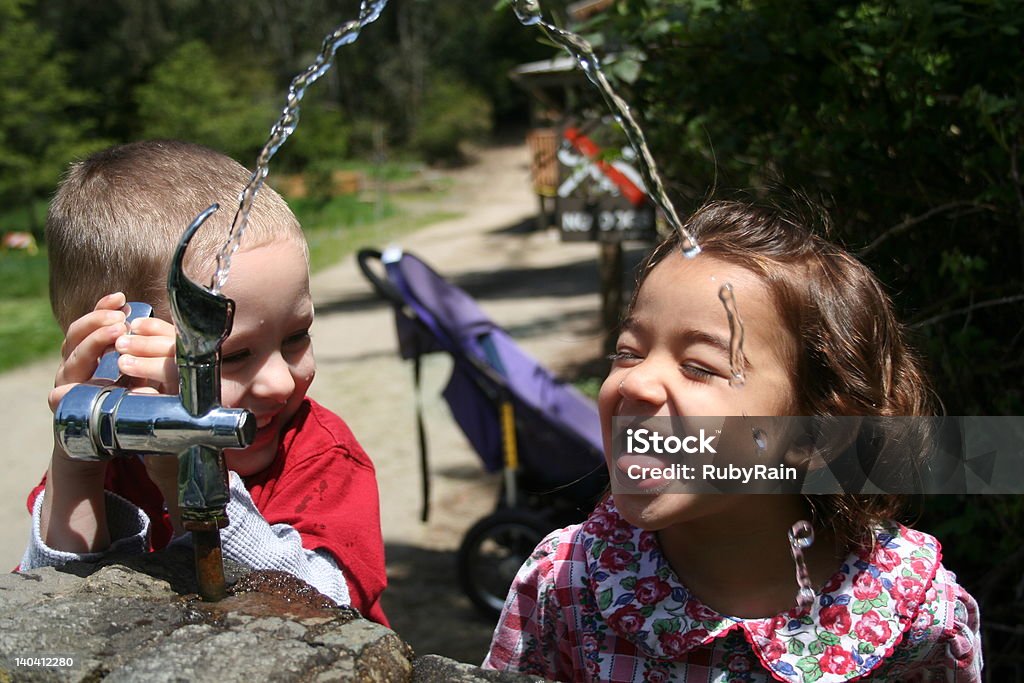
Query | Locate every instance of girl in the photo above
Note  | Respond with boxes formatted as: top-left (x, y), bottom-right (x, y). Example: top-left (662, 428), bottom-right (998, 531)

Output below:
top-left (483, 200), bottom-right (981, 682)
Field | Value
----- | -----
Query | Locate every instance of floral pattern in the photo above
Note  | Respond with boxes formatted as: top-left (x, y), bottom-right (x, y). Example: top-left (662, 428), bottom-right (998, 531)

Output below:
top-left (485, 497), bottom-right (983, 683)
top-left (584, 500), bottom-right (947, 682)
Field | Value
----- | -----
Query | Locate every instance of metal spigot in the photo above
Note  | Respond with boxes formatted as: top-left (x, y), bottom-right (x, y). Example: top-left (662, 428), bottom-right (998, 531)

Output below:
top-left (167, 204), bottom-right (248, 601)
top-left (53, 204), bottom-right (251, 601)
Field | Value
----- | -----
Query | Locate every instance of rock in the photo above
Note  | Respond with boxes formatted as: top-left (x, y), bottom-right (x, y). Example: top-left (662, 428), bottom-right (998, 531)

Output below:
top-left (0, 547), bottom-right (542, 682)
top-left (414, 655), bottom-right (548, 682)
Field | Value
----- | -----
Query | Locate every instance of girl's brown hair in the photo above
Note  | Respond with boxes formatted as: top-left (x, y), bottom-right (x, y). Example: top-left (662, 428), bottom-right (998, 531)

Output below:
top-left (630, 198), bottom-right (934, 550)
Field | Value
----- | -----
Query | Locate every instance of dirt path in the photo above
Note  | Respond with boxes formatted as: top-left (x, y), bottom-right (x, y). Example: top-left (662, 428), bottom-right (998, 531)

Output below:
top-left (0, 143), bottom-right (607, 665)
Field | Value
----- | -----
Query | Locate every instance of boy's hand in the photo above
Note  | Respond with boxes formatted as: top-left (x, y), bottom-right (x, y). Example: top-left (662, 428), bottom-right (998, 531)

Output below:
top-left (114, 315), bottom-right (178, 395)
top-left (43, 291), bottom-right (132, 551)
top-left (49, 291), bottom-right (179, 416)
top-left (48, 292), bottom-right (130, 414)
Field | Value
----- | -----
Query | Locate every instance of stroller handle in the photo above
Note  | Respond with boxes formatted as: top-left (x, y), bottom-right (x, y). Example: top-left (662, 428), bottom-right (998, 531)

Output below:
top-left (357, 248), bottom-right (405, 307)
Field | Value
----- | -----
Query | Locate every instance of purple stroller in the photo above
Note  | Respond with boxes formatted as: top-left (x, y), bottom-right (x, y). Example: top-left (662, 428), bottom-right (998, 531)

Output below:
top-left (358, 247), bottom-right (607, 616)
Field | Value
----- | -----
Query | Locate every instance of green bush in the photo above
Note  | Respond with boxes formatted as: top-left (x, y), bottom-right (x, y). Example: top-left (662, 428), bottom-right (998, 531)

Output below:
top-left (0, 0), bottom-right (102, 214)
top-left (134, 40), bottom-right (273, 162)
top-left (274, 89), bottom-right (351, 173)
top-left (589, 0), bottom-right (1023, 416)
top-left (410, 75), bottom-right (493, 164)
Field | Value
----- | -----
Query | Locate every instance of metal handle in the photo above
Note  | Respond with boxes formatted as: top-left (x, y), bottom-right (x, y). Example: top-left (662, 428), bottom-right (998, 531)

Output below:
top-left (92, 302), bottom-right (154, 382)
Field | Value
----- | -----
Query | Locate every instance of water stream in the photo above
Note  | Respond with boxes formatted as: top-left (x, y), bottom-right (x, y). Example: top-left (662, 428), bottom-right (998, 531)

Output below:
top-left (717, 283), bottom-right (747, 387)
top-left (209, 0), bottom-right (390, 293)
top-left (511, 2), bottom-right (757, 390)
top-left (511, 0), bottom-right (699, 258)
top-left (788, 520), bottom-right (817, 610)
top-left (752, 428), bottom-right (768, 457)
top-left (192, 0), bottom-right (815, 618)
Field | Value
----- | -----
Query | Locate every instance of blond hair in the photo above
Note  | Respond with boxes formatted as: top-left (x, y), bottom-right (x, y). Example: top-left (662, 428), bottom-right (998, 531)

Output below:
top-left (46, 140), bottom-right (305, 330)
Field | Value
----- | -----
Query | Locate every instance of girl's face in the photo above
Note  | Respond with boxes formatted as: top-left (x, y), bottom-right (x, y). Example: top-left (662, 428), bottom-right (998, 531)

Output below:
top-left (598, 252), bottom-right (799, 529)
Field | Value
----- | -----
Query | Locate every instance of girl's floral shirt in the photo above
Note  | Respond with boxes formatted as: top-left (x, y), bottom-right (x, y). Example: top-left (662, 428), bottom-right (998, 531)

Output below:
top-left (483, 498), bottom-right (981, 683)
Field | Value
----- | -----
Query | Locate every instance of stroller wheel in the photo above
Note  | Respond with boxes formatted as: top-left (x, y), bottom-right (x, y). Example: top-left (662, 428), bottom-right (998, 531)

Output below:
top-left (456, 509), bottom-right (553, 619)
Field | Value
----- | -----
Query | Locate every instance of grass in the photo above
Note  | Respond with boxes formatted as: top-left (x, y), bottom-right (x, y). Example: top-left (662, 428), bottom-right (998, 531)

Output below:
top-left (0, 169), bottom-right (458, 374)
top-left (0, 250), bottom-right (62, 373)
top-left (304, 207), bottom-right (461, 274)
top-left (332, 159), bottom-right (422, 183)
top-left (0, 298), bottom-right (62, 372)
top-left (287, 186), bottom-right (459, 273)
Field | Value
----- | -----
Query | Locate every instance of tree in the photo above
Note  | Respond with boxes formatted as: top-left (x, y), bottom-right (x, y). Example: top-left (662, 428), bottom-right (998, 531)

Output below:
top-left (586, 0), bottom-right (1023, 415)
top-left (134, 40), bottom-right (275, 163)
top-left (410, 74), bottom-right (493, 164)
top-left (0, 0), bottom-right (101, 229)
top-left (584, 4), bottom-right (1023, 673)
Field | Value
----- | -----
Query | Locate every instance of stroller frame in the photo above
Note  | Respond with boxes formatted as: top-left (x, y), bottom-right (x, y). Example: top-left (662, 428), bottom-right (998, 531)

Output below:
top-left (358, 247), bottom-right (606, 616)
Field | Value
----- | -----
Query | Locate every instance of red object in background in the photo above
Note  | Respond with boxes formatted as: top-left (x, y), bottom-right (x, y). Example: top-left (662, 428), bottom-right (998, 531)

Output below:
top-left (563, 126), bottom-right (647, 207)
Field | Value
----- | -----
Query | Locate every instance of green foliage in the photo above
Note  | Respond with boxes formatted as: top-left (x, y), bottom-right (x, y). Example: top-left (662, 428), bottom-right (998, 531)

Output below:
top-left (0, 1), bottom-right (557, 219)
top-left (0, 0), bottom-right (104, 224)
top-left (586, 3), bottom-right (1024, 673)
top-left (589, 0), bottom-right (1023, 415)
top-left (0, 249), bottom-right (61, 372)
top-left (134, 40), bottom-right (274, 162)
top-left (410, 76), bottom-right (493, 164)
top-left (0, 297), bottom-right (62, 372)
top-left (278, 94), bottom-right (350, 172)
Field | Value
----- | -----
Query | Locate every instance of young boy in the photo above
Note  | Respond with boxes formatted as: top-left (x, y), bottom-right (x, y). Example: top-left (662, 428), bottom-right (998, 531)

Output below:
top-left (20, 140), bottom-right (388, 626)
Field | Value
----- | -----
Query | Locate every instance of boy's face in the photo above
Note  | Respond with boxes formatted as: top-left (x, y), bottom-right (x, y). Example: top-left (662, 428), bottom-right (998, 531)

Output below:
top-left (216, 238), bottom-right (315, 477)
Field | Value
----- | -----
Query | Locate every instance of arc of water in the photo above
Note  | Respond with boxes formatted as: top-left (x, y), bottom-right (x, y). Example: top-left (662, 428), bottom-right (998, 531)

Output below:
top-left (788, 520), bottom-right (817, 610)
top-left (717, 283), bottom-right (746, 387)
top-left (511, 0), bottom-right (699, 257)
top-left (210, 0), bottom-right (390, 293)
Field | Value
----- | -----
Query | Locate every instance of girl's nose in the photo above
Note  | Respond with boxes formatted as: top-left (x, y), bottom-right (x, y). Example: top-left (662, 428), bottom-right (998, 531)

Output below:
top-left (252, 351), bottom-right (296, 402)
top-left (618, 359), bottom-right (669, 408)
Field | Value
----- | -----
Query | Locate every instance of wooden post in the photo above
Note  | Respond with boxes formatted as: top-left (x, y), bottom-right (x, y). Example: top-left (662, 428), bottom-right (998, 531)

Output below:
top-left (598, 241), bottom-right (624, 355)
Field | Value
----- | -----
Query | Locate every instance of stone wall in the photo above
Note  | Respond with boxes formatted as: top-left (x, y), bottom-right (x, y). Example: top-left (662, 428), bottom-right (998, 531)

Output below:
top-left (0, 547), bottom-right (544, 682)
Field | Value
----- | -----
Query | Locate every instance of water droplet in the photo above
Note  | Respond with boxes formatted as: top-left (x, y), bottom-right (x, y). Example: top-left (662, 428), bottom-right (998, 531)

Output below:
top-left (717, 283), bottom-right (746, 387)
top-left (796, 586), bottom-right (816, 608)
top-left (752, 428), bottom-right (767, 455)
top-left (512, 0), bottom-right (700, 257)
top-left (789, 520), bottom-right (814, 548)
top-left (788, 520), bottom-right (816, 610)
top-left (511, 0), bottom-right (542, 25)
top-left (679, 241), bottom-right (702, 259)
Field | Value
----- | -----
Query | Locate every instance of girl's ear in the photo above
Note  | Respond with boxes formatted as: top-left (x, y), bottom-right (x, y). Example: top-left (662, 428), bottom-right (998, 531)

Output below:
top-left (783, 417), bottom-right (867, 495)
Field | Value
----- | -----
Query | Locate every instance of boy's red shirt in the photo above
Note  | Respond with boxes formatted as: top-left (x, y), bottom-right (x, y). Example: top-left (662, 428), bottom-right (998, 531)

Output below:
top-left (28, 398), bottom-right (388, 626)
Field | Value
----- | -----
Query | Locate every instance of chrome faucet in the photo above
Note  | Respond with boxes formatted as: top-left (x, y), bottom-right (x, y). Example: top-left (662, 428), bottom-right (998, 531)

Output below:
top-left (54, 204), bottom-right (252, 601)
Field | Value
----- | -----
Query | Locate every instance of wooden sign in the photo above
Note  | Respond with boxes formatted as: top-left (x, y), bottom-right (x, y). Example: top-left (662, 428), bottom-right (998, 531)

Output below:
top-left (555, 126), bottom-right (657, 242)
